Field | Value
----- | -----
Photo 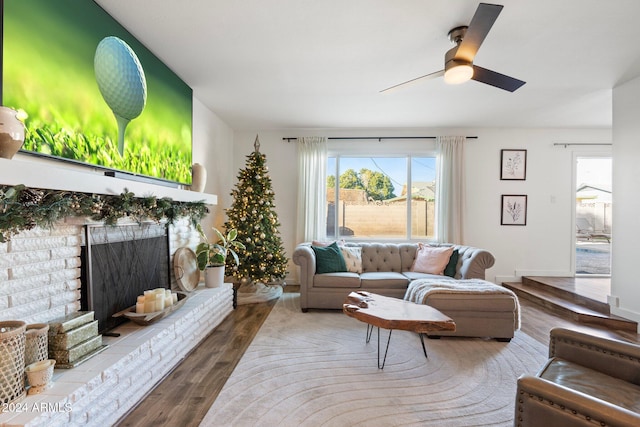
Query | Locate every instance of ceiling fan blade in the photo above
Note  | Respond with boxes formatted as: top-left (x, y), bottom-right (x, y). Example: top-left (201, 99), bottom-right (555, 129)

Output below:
top-left (380, 70), bottom-right (445, 93)
top-left (455, 3), bottom-right (503, 63)
top-left (472, 65), bottom-right (525, 92)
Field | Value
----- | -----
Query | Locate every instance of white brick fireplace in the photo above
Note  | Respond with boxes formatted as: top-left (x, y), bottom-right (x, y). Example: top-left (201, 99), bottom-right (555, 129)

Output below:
top-left (0, 158), bottom-right (230, 426)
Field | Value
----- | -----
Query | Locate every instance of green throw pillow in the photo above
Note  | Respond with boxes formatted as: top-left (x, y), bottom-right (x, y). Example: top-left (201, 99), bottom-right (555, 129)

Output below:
top-left (312, 242), bottom-right (347, 274)
top-left (444, 249), bottom-right (459, 277)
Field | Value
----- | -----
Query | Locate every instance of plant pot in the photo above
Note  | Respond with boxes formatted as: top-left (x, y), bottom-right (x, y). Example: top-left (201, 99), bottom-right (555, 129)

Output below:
top-left (204, 265), bottom-right (225, 288)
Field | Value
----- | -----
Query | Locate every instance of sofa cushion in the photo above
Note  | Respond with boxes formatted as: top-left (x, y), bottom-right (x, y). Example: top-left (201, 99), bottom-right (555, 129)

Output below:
top-left (540, 357), bottom-right (640, 413)
top-left (313, 272), bottom-right (361, 288)
top-left (360, 272), bottom-right (409, 289)
top-left (402, 271), bottom-right (450, 281)
top-left (311, 242), bottom-right (347, 274)
top-left (411, 244), bottom-right (454, 275)
top-left (425, 292), bottom-right (518, 312)
top-left (341, 246), bottom-right (363, 273)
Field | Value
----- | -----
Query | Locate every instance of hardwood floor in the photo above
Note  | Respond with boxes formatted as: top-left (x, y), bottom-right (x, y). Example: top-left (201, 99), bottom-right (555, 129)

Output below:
top-left (116, 286), bottom-right (639, 426)
top-left (116, 295), bottom-right (279, 427)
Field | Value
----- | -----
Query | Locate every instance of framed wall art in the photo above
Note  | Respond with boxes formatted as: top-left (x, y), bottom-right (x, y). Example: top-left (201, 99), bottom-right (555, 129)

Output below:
top-left (500, 149), bottom-right (527, 180)
top-left (501, 195), bottom-right (527, 226)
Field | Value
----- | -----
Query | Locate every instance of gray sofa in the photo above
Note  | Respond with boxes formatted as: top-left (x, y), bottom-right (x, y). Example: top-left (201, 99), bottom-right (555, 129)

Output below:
top-left (292, 242), bottom-right (496, 311)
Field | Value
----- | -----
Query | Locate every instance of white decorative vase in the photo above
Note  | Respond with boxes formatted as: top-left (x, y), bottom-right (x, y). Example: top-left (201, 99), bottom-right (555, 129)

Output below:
top-left (0, 107), bottom-right (25, 159)
top-left (204, 265), bottom-right (225, 288)
top-left (190, 163), bottom-right (207, 192)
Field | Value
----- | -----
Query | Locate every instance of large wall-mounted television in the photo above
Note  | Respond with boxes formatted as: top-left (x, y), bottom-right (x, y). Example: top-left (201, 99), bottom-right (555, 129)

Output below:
top-left (1, 0), bottom-right (193, 186)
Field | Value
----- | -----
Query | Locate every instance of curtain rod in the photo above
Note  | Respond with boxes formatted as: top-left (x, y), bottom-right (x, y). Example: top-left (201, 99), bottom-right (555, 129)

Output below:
top-left (553, 142), bottom-right (612, 147)
top-left (282, 136), bottom-right (478, 142)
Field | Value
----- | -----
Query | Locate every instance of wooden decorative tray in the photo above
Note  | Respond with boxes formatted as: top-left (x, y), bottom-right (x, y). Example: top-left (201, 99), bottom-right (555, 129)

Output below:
top-left (112, 292), bottom-right (189, 326)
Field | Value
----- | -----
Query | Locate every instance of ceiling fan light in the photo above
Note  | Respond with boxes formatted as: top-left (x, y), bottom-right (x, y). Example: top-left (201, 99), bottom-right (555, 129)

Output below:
top-left (444, 63), bottom-right (474, 84)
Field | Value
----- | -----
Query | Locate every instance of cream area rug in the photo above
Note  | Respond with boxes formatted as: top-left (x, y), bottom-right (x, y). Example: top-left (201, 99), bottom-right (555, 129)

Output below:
top-left (201, 293), bottom-right (547, 427)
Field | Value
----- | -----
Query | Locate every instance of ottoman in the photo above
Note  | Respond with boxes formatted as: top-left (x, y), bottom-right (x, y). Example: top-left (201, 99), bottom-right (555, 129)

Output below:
top-left (404, 278), bottom-right (520, 341)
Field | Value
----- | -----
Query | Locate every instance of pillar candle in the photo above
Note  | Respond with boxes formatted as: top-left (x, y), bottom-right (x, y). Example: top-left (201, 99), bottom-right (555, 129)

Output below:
top-left (136, 302), bottom-right (145, 314)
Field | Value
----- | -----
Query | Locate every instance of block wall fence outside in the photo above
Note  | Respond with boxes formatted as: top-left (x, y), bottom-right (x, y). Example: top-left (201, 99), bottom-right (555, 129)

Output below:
top-left (336, 200), bottom-right (434, 237)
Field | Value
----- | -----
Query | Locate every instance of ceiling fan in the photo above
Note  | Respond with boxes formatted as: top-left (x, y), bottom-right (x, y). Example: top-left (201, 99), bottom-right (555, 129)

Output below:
top-left (381, 3), bottom-right (525, 93)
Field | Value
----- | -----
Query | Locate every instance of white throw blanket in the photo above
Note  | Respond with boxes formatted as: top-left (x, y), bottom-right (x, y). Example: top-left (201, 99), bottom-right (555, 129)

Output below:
top-left (404, 278), bottom-right (521, 329)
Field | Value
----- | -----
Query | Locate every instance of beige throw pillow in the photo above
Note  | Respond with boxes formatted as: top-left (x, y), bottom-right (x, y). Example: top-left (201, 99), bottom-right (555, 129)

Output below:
top-left (410, 244), bottom-right (454, 275)
top-left (340, 246), bottom-right (363, 273)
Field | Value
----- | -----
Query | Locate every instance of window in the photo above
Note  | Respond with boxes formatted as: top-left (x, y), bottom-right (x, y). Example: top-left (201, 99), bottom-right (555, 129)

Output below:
top-left (326, 153), bottom-right (437, 240)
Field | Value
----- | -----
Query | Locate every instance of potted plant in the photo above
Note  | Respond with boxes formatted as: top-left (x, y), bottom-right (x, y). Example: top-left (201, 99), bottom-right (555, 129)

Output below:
top-left (195, 224), bottom-right (245, 288)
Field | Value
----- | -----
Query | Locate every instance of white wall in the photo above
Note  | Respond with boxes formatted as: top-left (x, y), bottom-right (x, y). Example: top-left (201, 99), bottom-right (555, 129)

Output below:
top-left (466, 128), bottom-right (611, 283)
top-left (192, 96), bottom-right (235, 236)
top-left (612, 76), bottom-right (640, 324)
top-left (231, 128), bottom-right (611, 285)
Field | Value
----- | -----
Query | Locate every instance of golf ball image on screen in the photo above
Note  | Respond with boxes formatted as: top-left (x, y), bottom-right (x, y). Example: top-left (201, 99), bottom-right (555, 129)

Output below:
top-left (94, 36), bottom-right (147, 155)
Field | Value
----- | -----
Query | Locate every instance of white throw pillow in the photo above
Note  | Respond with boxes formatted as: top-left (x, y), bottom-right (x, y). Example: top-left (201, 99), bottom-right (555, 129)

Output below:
top-left (340, 246), bottom-right (363, 273)
top-left (410, 244), bottom-right (454, 275)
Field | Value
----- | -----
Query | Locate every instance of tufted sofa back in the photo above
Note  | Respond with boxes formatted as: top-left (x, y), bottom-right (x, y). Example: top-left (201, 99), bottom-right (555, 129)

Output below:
top-left (358, 243), bottom-right (403, 273)
top-left (343, 242), bottom-right (495, 279)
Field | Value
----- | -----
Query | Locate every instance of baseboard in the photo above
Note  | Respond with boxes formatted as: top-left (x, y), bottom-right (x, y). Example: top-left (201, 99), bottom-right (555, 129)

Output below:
top-left (495, 275), bottom-right (519, 284)
top-left (610, 305), bottom-right (640, 333)
top-left (515, 269), bottom-right (574, 277)
top-left (495, 270), bottom-right (574, 285)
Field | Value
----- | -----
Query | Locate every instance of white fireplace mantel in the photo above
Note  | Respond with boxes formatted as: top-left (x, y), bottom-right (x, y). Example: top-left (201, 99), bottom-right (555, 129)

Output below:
top-left (0, 157), bottom-right (217, 205)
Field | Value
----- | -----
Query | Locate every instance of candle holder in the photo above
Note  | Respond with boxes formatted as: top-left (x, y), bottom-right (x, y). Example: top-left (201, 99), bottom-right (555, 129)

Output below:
top-left (25, 359), bottom-right (56, 395)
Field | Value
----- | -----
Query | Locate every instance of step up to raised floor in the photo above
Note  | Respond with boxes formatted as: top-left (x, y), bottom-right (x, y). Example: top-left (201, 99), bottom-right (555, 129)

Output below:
top-left (503, 277), bottom-right (638, 332)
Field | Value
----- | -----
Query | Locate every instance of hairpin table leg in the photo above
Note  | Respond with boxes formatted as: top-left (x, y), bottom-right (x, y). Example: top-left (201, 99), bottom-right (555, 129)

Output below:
top-left (419, 333), bottom-right (428, 359)
top-left (364, 325), bottom-right (394, 369)
top-left (378, 327), bottom-right (393, 369)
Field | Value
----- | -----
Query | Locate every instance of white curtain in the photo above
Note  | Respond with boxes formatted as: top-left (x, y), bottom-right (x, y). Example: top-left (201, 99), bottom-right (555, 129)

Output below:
top-left (435, 136), bottom-right (466, 244)
top-left (297, 136), bottom-right (327, 242)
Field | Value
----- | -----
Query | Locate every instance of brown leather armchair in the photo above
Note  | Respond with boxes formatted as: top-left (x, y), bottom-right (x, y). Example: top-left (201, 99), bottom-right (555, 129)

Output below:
top-left (515, 327), bottom-right (640, 427)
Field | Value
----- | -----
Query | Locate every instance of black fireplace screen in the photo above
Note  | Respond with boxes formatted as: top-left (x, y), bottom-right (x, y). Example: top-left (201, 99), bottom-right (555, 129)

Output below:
top-left (80, 223), bottom-right (170, 333)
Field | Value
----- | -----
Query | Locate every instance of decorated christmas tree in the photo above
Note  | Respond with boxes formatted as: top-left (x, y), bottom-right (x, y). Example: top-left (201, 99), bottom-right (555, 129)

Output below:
top-left (224, 136), bottom-right (288, 285)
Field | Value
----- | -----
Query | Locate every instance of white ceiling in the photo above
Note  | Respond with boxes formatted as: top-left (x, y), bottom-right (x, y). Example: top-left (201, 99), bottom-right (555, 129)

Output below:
top-left (94, 0), bottom-right (640, 130)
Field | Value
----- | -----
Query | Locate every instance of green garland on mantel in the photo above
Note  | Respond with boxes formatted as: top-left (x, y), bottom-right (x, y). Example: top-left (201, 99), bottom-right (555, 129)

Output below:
top-left (0, 184), bottom-right (209, 243)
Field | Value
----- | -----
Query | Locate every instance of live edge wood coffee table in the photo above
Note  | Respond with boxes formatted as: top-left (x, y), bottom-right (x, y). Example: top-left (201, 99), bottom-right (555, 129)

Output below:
top-left (343, 291), bottom-right (456, 369)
